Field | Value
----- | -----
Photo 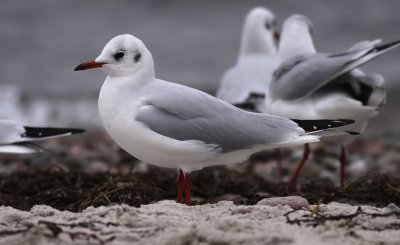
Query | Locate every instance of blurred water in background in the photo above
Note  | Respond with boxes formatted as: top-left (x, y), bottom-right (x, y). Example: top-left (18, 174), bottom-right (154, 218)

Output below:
top-left (0, 0), bottom-right (400, 130)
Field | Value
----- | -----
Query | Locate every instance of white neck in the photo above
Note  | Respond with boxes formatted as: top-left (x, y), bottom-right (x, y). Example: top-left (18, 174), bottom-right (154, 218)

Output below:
top-left (239, 22), bottom-right (276, 61)
top-left (279, 27), bottom-right (316, 60)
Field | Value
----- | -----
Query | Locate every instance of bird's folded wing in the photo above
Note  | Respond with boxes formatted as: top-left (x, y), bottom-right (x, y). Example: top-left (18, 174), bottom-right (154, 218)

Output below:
top-left (271, 39), bottom-right (400, 102)
top-left (20, 127), bottom-right (84, 142)
top-left (136, 81), bottom-right (302, 153)
top-left (0, 119), bottom-right (84, 145)
top-left (270, 52), bottom-right (356, 101)
top-left (347, 39), bottom-right (382, 52)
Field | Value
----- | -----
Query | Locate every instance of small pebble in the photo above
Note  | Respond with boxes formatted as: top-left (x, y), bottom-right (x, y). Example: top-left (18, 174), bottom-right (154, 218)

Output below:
top-left (257, 196), bottom-right (309, 210)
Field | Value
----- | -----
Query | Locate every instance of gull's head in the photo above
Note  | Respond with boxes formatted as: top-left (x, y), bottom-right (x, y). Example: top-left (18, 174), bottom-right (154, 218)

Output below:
top-left (282, 15), bottom-right (313, 37)
top-left (246, 7), bottom-right (278, 34)
top-left (75, 34), bottom-right (153, 77)
top-left (279, 15), bottom-right (316, 60)
top-left (240, 7), bottom-right (279, 57)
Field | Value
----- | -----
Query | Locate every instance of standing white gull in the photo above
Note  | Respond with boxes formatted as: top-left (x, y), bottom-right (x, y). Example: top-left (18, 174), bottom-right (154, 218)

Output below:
top-left (74, 34), bottom-right (354, 205)
top-left (264, 15), bottom-right (400, 189)
top-left (0, 119), bottom-right (84, 154)
top-left (216, 7), bottom-right (280, 111)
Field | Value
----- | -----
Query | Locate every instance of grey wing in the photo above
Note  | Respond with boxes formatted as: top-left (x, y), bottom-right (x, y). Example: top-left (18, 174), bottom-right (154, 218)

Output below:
top-left (270, 46), bottom-right (378, 101)
top-left (271, 39), bottom-right (400, 101)
top-left (270, 53), bottom-right (352, 101)
top-left (348, 39), bottom-right (382, 52)
top-left (137, 81), bottom-right (303, 153)
top-left (0, 119), bottom-right (25, 144)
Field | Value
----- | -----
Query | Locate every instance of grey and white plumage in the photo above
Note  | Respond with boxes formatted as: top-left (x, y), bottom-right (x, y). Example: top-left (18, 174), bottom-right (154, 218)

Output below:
top-left (0, 119), bottom-right (84, 154)
top-left (216, 7), bottom-right (280, 111)
top-left (264, 15), bottom-right (399, 135)
top-left (74, 34), bottom-right (353, 173)
top-left (262, 14), bottom-right (399, 189)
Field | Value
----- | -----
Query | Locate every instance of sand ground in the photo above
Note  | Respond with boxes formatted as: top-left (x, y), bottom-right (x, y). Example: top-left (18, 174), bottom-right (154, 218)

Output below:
top-left (0, 201), bottom-right (399, 245)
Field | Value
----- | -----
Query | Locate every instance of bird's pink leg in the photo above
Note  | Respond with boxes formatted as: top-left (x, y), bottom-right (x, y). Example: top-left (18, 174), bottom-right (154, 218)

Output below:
top-left (275, 148), bottom-right (284, 179)
top-left (339, 145), bottom-right (346, 189)
top-left (289, 144), bottom-right (310, 192)
top-left (183, 172), bottom-right (191, 206)
top-left (176, 169), bottom-right (184, 204)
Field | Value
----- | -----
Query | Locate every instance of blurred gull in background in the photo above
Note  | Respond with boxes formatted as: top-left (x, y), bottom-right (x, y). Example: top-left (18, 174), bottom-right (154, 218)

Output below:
top-left (0, 119), bottom-right (84, 154)
top-left (263, 15), bottom-right (400, 189)
top-left (216, 7), bottom-right (280, 112)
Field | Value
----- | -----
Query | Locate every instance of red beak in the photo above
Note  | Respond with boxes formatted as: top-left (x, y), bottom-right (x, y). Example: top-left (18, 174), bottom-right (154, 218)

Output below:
top-left (74, 60), bottom-right (106, 71)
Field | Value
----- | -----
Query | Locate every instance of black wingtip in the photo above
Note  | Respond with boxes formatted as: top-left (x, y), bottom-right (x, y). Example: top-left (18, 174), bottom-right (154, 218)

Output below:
top-left (292, 119), bottom-right (355, 132)
top-left (23, 127), bottom-right (85, 138)
top-left (346, 131), bottom-right (360, 135)
top-left (372, 39), bottom-right (400, 53)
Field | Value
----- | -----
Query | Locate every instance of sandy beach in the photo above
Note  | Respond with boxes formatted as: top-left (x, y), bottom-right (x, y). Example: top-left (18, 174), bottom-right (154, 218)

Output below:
top-left (0, 201), bottom-right (399, 245)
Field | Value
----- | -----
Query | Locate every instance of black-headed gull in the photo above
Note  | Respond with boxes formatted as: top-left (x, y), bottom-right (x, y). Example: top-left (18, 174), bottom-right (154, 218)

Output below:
top-left (264, 15), bottom-right (400, 189)
top-left (216, 7), bottom-right (280, 112)
top-left (0, 119), bottom-right (84, 154)
top-left (74, 34), bottom-right (354, 205)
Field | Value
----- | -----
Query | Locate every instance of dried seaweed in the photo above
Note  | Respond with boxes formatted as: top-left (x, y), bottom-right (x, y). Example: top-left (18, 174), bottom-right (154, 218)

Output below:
top-left (285, 206), bottom-right (400, 229)
top-left (1, 164), bottom-right (400, 212)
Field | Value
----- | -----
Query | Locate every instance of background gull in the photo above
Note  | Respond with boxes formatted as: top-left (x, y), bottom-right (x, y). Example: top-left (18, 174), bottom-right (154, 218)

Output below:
top-left (0, 119), bottom-right (84, 154)
top-left (263, 15), bottom-right (400, 189)
top-left (75, 34), bottom-right (354, 205)
top-left (216, 7), bottom-right (280, 112)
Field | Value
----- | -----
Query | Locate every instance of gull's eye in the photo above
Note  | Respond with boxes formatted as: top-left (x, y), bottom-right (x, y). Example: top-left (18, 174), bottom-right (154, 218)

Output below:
top-left (113, 51), bottom-right (125, 61)
top-left (265, 22), bottom-right (271, 30)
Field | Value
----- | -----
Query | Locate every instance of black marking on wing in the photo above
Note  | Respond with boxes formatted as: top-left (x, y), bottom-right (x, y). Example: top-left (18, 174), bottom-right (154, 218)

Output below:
top-left (233, 103), bottom-right (257, 111)
top-left (22, 127), bottom-right (84, 138)
top-left (368, 39), bottom-right (400, 53)
top-left (232, 93), bottom-right (265, 112)
top-left (249, 92), bottom-right (265, 99)
top-left (354, 82), bottom-right (374, 105)
top-left (346, 131), bottom-right (360, 135)
top-left (291, 119), bottom-right (354, 133)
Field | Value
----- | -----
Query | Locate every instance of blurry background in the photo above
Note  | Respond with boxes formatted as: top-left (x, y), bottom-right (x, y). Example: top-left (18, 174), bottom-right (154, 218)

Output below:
top-left (1, 0), bottom-right (399, 131)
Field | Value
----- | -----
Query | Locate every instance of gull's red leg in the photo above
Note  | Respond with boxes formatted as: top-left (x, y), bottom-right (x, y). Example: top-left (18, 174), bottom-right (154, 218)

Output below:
top-left (275, 148), bottom-right (284, 179)
top-left (339, 145), bottom-right (347, 189)
top-left (289, 144), bottom-right (310, 192)
top-left (176, 169), bottom-right (184, 204)
top-left (183, 172), bottom-right (191, 206)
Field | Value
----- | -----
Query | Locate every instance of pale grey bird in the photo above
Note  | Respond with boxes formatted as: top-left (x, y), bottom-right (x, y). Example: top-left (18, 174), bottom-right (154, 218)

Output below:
top-left (263, 15), bottom-right (399, 190)
top-left (0, 119), bottom-right (84, 154)
top-left (216, 7), bottom-right (280, 111)
top-left (74, 34), bottom-right (354, 205)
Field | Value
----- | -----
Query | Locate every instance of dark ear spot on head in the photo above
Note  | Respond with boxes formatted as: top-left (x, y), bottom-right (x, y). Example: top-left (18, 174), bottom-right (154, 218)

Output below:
top-left (134, 53), bottom-right (142, 63)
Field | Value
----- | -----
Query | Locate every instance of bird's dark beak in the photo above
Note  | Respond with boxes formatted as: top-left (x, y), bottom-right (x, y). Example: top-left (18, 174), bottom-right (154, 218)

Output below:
top-left (274, 31), bottom-right (280, 42)
top-left (74, 60), bottom-right (106, 71)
